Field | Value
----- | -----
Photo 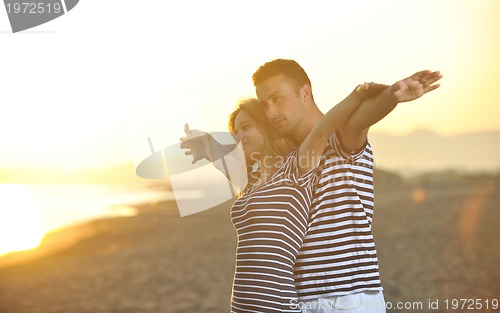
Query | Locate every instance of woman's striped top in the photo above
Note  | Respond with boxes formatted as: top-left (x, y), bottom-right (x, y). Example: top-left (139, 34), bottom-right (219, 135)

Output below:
top-left (293, 132), bottom-right (383, 301)
top-left (230, 151), bottom-right (316, 313)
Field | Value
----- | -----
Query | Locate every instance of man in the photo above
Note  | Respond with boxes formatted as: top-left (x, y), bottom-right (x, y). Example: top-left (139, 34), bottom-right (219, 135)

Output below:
top-left (252, 59), bottom-right (442, 313)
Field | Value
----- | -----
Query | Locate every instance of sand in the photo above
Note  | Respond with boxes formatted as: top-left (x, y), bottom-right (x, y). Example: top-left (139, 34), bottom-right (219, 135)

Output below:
top-left (0, 177), bottom-right (499, 313)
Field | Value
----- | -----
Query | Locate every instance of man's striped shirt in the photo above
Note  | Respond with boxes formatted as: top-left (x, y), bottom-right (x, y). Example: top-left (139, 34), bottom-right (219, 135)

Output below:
top-left (293, 132), bottom-right (383, 301)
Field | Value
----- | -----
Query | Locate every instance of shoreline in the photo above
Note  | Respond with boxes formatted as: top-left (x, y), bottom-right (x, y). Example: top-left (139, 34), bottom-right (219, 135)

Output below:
top-left (0, 195), bottom-right (234, 269)
top-left (0, 199), bottom-right (181, 269)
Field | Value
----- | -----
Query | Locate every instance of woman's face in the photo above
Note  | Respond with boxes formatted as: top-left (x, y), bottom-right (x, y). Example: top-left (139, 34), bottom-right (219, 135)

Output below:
top-left (233, 110), bottom-right (266, 160)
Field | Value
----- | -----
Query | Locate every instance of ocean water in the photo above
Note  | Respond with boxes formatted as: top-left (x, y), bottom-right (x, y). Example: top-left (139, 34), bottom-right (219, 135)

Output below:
top-left (0, 183), bottom-right (174, 255)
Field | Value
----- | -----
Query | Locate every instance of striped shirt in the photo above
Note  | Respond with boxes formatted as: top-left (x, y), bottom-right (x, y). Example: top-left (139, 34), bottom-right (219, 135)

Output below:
top-left (293, 132), bottom-right (383, 301)
top-left (231, 151), bottom-right (316, 313)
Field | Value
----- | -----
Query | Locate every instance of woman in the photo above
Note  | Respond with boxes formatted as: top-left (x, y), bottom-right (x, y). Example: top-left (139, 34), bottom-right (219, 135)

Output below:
top-left (181, 97), bottom-right (293, 192)
top-left (180, 84), bottom-right (383, 312)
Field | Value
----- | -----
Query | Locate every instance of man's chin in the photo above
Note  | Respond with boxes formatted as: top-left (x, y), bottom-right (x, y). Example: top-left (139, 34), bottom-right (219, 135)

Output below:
top-left (277, 126), bottom-right (292, 136)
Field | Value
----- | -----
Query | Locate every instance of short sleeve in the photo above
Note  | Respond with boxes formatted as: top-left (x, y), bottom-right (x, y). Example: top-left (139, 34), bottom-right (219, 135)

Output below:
top-left (331, 131), bottom-right (368, 162)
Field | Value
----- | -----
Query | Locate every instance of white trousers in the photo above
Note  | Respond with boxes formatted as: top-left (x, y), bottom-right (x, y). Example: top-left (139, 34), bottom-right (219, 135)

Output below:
top-left (300, 291), bottom-right (386, 313)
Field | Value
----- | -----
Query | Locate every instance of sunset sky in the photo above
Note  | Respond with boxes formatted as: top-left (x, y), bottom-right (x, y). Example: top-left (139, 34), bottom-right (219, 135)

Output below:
top-left (1, 0), bottom-right (499, 171)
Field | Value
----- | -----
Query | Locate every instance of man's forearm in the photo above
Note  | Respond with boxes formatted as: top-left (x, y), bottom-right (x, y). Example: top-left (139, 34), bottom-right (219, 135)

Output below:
top-left (338, 87), bottom-right (397, 151)
top-left (346, 87), bottom-right (398, 132)
top-left (340, 70), bottom-right (442, 151)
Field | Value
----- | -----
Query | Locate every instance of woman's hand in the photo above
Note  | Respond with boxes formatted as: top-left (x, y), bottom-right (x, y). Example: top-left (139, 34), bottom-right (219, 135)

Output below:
top-left (180, 123), bottom-right (210, 164)
top-left (355, 82), bottom-right (389, 100)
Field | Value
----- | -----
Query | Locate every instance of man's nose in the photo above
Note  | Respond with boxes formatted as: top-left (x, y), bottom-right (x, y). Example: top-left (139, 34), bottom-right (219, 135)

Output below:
top-left (266, 103), bottom-right (278, 119)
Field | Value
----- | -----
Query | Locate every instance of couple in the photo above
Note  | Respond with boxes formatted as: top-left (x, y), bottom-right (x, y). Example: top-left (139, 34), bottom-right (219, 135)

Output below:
top-left (181, 59), bottom-right (442, 313)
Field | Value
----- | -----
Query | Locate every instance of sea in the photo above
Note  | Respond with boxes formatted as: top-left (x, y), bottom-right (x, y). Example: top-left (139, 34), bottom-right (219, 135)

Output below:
top-left (0, 183), bottom-right (175, 255)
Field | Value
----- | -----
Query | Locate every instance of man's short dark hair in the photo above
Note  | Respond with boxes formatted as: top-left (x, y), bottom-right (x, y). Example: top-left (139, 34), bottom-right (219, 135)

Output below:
top-left (252, 59), bottom-right (312, 91)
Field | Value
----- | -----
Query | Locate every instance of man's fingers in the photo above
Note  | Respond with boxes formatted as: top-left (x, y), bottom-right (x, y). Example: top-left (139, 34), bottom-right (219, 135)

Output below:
top-left (425, 83), bottom-right (441, 93)
top-left (411, 70), bottom-right (431, 83)
top-left (425, 72), bottom-right (443, 86)
top-left (415, 70), bottom-right (431, 77)
top-left (419, 71), bottom-right (442, 86)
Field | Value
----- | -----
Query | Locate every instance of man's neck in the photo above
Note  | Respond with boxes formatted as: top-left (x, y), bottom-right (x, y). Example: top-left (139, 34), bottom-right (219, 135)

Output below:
top-left (292, 104), bottom-right (324, 145)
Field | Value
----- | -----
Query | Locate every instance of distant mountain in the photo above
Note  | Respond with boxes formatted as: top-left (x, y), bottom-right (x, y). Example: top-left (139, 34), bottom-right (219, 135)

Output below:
top-left (2, 129), bottom-right (499, 183)
top-left (368, 129), bottom-right (500, 176)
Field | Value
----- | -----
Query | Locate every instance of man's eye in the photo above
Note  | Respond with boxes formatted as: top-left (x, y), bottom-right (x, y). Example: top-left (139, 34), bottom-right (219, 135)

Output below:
top-left (273, 96), bottom-right (281, 103)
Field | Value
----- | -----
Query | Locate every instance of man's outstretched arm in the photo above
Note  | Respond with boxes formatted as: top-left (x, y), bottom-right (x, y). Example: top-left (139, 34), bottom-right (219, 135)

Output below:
top-left (339, 70), bottom-right (443, 152)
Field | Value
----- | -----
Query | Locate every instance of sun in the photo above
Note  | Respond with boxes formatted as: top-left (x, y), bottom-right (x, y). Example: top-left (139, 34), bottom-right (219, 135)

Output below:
top-left (0, 184), bottom-right (46, 256)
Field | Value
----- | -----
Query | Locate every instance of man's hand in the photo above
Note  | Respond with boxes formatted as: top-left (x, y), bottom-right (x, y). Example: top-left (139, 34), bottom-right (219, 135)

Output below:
top-left (339, 70), bottom-right (442, 151)
top-left (180, 123), bottom-right (210, 164)
top-left (389, 70), bottom-right (442, 103)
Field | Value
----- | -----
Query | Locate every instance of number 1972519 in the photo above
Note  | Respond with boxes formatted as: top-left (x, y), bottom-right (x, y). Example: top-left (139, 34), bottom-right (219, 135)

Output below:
top-left (5, 3), bottom-right (62, 14)
top-left (444, 299), bottom-right (498, 310)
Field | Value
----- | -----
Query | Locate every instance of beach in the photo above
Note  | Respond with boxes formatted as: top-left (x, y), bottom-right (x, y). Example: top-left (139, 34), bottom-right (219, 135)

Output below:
top-left (0, 176), bottom-right (499, 313)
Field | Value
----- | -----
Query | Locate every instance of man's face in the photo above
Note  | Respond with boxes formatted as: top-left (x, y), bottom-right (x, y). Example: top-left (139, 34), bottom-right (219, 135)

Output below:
top-left (255, 74), bottom-right (306, 137)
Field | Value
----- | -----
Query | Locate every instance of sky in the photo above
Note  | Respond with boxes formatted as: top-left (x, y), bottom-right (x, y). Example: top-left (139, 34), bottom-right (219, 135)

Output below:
top-left (1, 0), bottom-right (499, 171)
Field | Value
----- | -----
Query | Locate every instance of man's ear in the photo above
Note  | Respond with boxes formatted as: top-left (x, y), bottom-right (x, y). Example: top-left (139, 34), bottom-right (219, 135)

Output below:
top-left (300, 84), bottom-right (313, 103)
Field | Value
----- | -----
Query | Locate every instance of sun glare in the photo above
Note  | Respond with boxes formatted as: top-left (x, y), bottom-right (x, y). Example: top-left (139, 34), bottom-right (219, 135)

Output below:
top-left (0, 184), bottom-right (46, 256)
